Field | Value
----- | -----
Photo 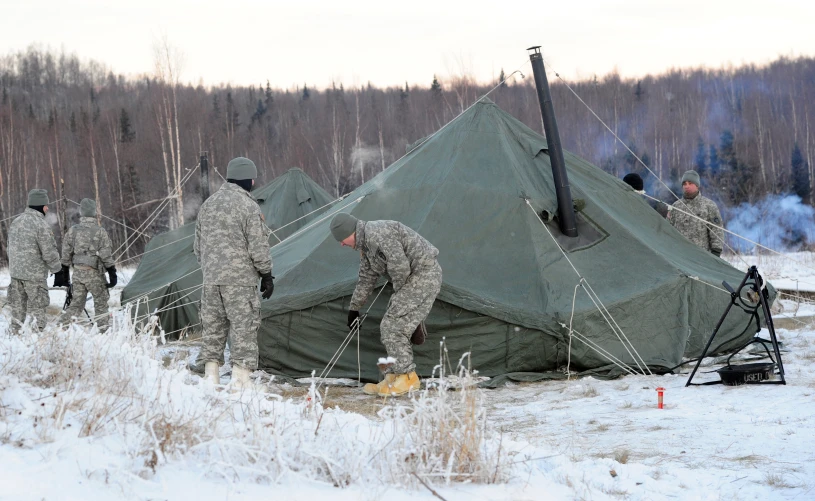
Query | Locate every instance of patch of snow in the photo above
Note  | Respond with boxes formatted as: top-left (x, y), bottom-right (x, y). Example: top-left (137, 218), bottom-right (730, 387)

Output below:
top-left (2, 258), bottom-right (815, 499)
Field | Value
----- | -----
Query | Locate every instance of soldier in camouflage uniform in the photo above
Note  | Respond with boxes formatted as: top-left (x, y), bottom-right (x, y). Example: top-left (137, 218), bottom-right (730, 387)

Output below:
top-left (194, 157), bottom-right (274, 388)
top-left (59, 198), bottom-right (117, 329)
top-left (7, 189), bottom-right (64, 332)
top-left (669, 170), bottom-right (724, 256)
top-left (331, 213), bottom-right (442, 397)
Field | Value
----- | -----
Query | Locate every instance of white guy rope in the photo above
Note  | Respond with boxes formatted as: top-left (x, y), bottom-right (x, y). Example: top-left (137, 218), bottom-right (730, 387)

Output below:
top-left (315, 282), bottom-right (389, 391)
top-left (65, 198), bottom-right (149, 238)
top-left (0, 197), bottom-right (67, 224)
top-left (525, 200), bottom-right (652, 375)
top-left (114, 165), bottom-right (197, 259)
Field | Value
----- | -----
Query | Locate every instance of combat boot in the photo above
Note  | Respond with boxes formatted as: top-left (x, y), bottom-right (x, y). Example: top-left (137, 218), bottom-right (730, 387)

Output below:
top-left (362, 373), bottom-right (396, 395)
top-left (231, 365), bottom-right (253, 391)
top-left (377, 371), bottom-right (421, 397)
top-left (204, 361), bottom-right (220, 384)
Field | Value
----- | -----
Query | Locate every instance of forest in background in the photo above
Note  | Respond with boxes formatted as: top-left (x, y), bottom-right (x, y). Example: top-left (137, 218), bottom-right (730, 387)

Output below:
top-left (1, 45), bottom-right (814, 264)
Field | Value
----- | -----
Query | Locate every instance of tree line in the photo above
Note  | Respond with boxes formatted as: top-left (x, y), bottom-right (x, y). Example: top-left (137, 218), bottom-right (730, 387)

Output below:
top-left (1, 46), bottom-right (814, 265)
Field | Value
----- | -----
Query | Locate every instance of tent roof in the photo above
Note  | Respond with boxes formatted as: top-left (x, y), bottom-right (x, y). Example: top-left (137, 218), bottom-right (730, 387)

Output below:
top-left (259, 99), bottom-right (772, 375)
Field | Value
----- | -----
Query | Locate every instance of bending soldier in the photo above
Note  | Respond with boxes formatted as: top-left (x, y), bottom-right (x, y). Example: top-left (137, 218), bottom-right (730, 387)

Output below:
top-left (330, 214), bottom-right (442, 397)
top-left (7, 189), bottom-right (64, 332)
top-left (194, 157), bottom-right (274, 389)
top-left (59, 198), bottom-right (116, 329)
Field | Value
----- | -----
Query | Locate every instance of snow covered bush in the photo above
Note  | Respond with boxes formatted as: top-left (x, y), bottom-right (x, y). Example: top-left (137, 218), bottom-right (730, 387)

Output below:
top-left (0, 307), bottom-right (513, 491)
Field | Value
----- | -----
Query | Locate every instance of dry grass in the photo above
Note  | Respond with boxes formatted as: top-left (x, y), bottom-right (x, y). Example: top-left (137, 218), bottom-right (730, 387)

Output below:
top-left (762, 472), bottom-right (799, 488)
top-left (601, 486), bottom-right (630, 498)
top-left (800, 350), bottom-right (815, 361)
top-left (731, 454), bottom-right (766, 467)
top-left (614, 449), bottom-right (630, 464)
top-left (582, 386), bottom-right (599, 398)
top-left (381, 348), bottom-right (513, 485)
top-left (0, 313), bottom-right (514, 488)
top-left (140, 413), bottom-right (212, 474)
top-left (320, 387), bottom-right (383, 418)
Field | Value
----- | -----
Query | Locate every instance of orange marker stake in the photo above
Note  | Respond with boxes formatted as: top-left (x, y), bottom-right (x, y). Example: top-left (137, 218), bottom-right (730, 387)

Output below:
top-left (656, 387), bottom-right (665, 409)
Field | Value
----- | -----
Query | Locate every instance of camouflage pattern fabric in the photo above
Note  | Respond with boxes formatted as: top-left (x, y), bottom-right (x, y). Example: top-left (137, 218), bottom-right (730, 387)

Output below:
top-left (59, 217), bottom-right (115, 328)
top-left (7, 208), bottom-right (61, 331)
top-left (380, 262), bottom-right (442, 374)
top-left (198, 285), bottom-right (261, 370)
top-left (194, 182), bottom-right (272, 286)
top-left (59, 268), bottom-right (110, 328)
top-left (61, 217), bottom-right (115, 270)
top-left (350, 220), bottom-right (439, 310)
top-left (194, 182), bottom-right (271, 371)
top-left (669, 193), bottom-right (724, 254)
top-left (350, 220), bottom-right (442, 374)
top-left (8, 208), bottom-right (61, 281)
top-left (7, 278), bottom-right (50, 331)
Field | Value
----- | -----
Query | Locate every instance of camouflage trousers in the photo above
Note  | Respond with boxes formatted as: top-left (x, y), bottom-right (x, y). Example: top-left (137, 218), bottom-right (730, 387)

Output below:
top-left (199, 285), bottom-right (261, 370)
top-left (7, 278), bottom-right (50, 332)
top-left (380, 261), bottom-right (442, 374)
top-left (60, 268), bottom-right (110, 328)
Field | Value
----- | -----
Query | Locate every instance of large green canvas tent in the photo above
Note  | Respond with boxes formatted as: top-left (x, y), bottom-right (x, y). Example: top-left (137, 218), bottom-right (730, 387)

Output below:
top-left (258, 99), bottom-right (774, 382)
top-left (122, 168), bottom-right (334, 336)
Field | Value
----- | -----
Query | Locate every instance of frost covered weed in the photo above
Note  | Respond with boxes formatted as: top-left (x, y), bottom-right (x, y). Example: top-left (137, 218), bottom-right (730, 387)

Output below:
top-left (0, 310), bottom-right (513, 490)
top-left (581, 386), bottom-right (599, 398)
top-left (613, 448), bottom-right (630, 464)
top-left (373, 343), bottom-right (512, 486)
top-left (762, 472), bottom-right (799, 488)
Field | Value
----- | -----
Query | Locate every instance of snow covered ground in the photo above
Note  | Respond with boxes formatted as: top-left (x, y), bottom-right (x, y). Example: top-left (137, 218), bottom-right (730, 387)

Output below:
top-left (2, 256), bottom-right (815, 500)
top-left (725, 251), bottom-right (815, 293)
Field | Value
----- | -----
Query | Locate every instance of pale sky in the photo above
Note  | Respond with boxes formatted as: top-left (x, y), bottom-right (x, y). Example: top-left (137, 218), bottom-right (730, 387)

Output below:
top-left (2, 0), bottom-right (813, 90)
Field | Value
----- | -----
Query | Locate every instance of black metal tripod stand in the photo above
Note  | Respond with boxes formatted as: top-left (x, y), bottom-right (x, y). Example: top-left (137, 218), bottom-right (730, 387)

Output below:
top-left (686, 266), bottom-right (786, 386)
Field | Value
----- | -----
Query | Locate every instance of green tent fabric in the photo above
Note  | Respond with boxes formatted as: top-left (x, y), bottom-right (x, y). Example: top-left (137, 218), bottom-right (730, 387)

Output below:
top-left (258, 99), bottom-right (775, 382)
top-left (121, 168), bottom-right (334, 336)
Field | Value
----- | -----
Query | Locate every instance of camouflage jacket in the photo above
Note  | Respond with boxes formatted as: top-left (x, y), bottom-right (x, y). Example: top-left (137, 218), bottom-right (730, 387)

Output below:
top-left (8, 208), bottom-right (62, 281)
top-left (62, 217), bottom-right (115, 271)
top-left (194, 182), bottom-right (272, 286)
top-left (350, 220), bottom-right (439, 310)
top-left (669, 193), bottom-right (724, 253)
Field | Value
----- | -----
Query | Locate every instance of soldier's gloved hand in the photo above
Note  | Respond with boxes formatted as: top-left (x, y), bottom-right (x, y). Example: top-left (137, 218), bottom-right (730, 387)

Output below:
top-left (106, 266), bottom-right (117, 288)
top-left (259, 272), bottom-right (275, 299)
top-left (52, 266), bottom-right (69, 287)
top-left (711, 249), bottom-right (722, 257)
top-left (347, 310), bottom-right (360, 329)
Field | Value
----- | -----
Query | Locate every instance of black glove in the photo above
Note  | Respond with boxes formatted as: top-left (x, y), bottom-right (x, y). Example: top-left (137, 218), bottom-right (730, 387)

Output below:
top-left (106, 266), bottom-right (117, 288)
top-left (347, 310), bottom-right (360, 329)
top-left (259, 272), bottom-right (275, 299)
top-left (52, 266), bottom-right (69, 287)
top-left (711, 249), bottom-right (722, 257)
